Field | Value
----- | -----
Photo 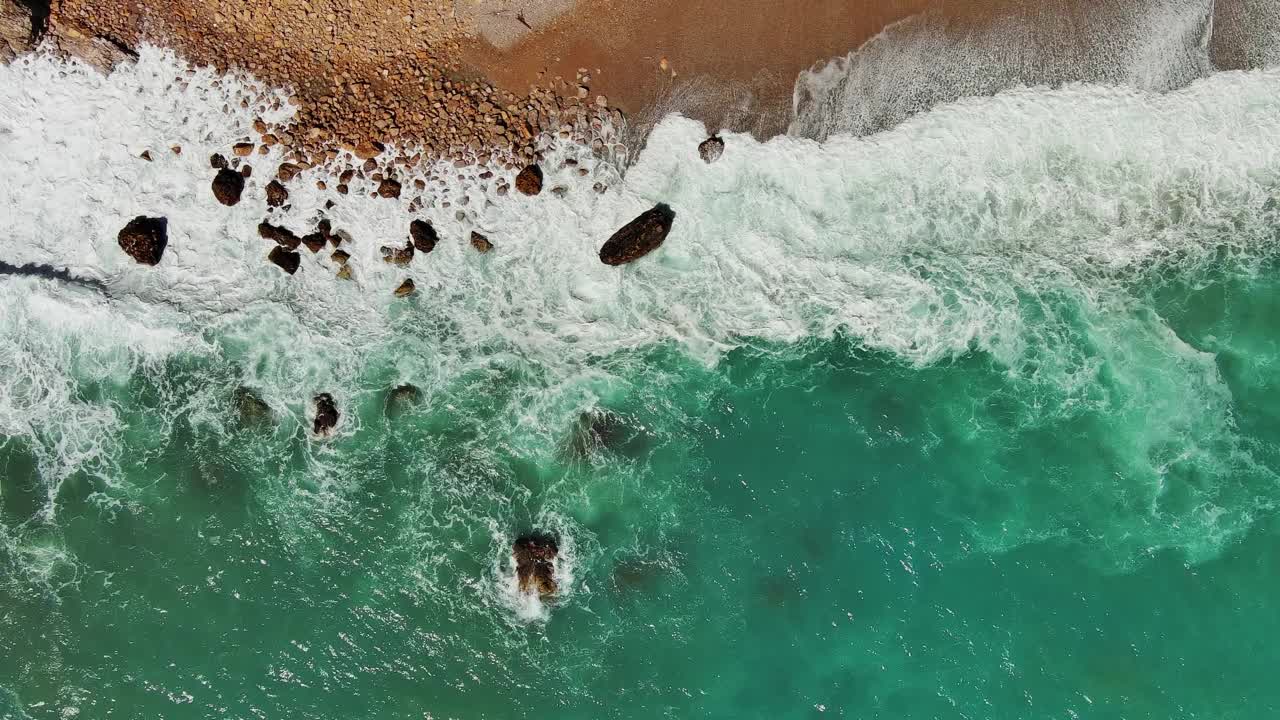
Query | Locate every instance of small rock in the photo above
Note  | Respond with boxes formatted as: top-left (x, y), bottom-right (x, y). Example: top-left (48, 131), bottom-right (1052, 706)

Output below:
top-left (394, 278), bottom-right (416, 297)
top-left (470, 231), bottom-right (493, 253)
top-left (331, 249), bottom-right (350, 265)
top-left (377, 178), bottom-right (402, 199)
top-left (409, 219), bottom-right (437, 253)
top-left (117, 216), bottom-right (168, 265)
top-left (259, 222), bottom-right (301, 249)
top-left (599, 204), bottom-right (676, 266)
top-left (513, 533), bottom-right (558, 597)
top-left (171, 145), bottom-right (181, 155)
top-left (380, 242), bottom-right (414, 265)
top-left (353, 140), bottom-right (384, 160)
top-left (336, 265), bottom-right (353, 281)
top-left (312, 393), bottom-right (339, 436)
top-left (385, 383), bottom-right (419, 417)
top-left (301, 231), bottom-right (327, 253)
top-left (212, 168), bottom-right (245, 206)
top-left (276, 163), bottom-right (302, 183)
top-left (240, 165), bottom-right (253, 178)
top-left (139, 150), bottom-right (152, 161)
top-left (551, 186), bottom-right (567, 198)
top-left (210, 153), bottom-right (228, 169)
top-left (265, 180), bottom-right (288, 207)
top-left (515, 164), bottom-right (543, 195)
top-left (232, 142), bottom-right (255, 157)
top-left (267, 245), bottom-right (300, 274)
top-left (698, 135), bottom-right (725, 163)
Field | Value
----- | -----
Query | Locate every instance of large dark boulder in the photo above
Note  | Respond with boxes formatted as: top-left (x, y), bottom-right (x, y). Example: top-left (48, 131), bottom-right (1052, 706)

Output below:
top-left (117, 216), bottom-right (168, 265)
top-left (409, 219), bottom-right (437, 253)
top-left (515, 164), bottom-right (543, 196)
top-left (513, 533), bottom-right (558, 597)
top-left (312, 393), bottom-right (339, 436)
top-left (267, 245), bottom-right (300, 274)
top-left (599, 204), bottom-right (675, 266)
top-left (212, 168), bottom-right (246, 206)
top-left (265, 180), bottom-right (288, 207)
top-left (259, 222), bottom-right (301, 250)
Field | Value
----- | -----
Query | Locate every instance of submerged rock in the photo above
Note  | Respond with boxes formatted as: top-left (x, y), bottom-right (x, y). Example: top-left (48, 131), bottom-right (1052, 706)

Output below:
top-left (381, 242), bottom-right (414, 266)
top-left (117, 216), bottom-right (168, 265)
top-left (267, 245), bottom-right (300, 274)
top-left (409, 219), bottom-right (438, 253)
top-left (235, 387), bottom-right (273, 427)
top-left (212, 168), bottom-right (246, 206)
top-left (698, 135), bottom-right (725, 163)
top-left (265, 180), bottom-right (288, 207)
top-left (568, 408), bottom-right (627, 457)
top-left (385, 383), bottom-right (419, 417)
top-left (599, 204), bottom-right (675, 266)
top-left (515, 164), bottom-right (543, 196)
top-left (312, 393), bottom-right (339, 436)
top-left (470, 231), bottom-right (493, 253)
top-left (259, 221), bottom-right (301, 250)
top-left (513, 533), bottom-right (558, 597)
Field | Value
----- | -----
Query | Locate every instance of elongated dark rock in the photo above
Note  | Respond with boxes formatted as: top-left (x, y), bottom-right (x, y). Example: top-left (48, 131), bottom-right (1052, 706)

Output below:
top-left (599, 204), bottom-right (675, 266)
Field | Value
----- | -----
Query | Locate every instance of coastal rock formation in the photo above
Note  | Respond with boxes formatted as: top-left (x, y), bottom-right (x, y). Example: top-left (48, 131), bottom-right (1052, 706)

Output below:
top-left (377, 178), bottom-right (402, 199)
top-left (0, 0), bottom-right (33, 62)
top-left (394, 278), bottom-right (416, 297)
top-left (117, 216), bottom-right (168, 265)
top-left (312, 393), bottom-right (339, 436)
top-left (409, 219), bottom-right (438, 253)
top-left (267, 245), bottom-right (300, 274)
top-left (235, 387), bottom-right (273, 428)
top-left (599, 204), bottom-right (676, 266)
top-left (513, 533), bottom-right (558, 597)
top-left (211, 168), bottom-right (245, 206)
top-left (50, 25), bottom-right (137, 74)
top-left (380, 242), bottom-right (414, 265)
top-left (259, 222), bottom-right (300, 250)
top-left (699, 135), bottom-right (725, 163)
top-left (515, 164), bottom-right (543, 195)
top-left (265, 180), bottom-right (288, 207)
top-left (385, 383), bottom-right (419, 417)
top-left (470, 231), bottom-right (493, 253)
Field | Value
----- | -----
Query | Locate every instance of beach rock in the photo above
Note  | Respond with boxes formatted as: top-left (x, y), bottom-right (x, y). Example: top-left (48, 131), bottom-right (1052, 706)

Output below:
top-left (470, 231), bottom-right (493, 253)
top-left (235, 387), bottom-right (273, 427)
top-left (377, 178), bottom-right (402, 199)
top-left (599, 204), bottom-right (676, 266)
top-left (394, 278), bottom-right (416, 297)
top-left (117, 216), bottom-right (168, 265)
top-left (698, 135), bottom-right (725, 163)
top-left (353, 140), bottom-right (384, 160)
top-left (409, 220), bottom-right (438, 253)
top-left (267, 245), bottom-right (300, 274)
top-left (312, 393), bottom-right (339, 436)
top-left (336, 265), bottom-right (353, 281)
top-left (515, 164), bottom-right (543, 195)
top-left (380, 242), bottom-right (414, 266)
top-left (210, 153), bottom-right (228, 169)
top-left (232, 142), bottom-right (255, 157)
top-left (0, 0), bottom-right (34, 62)
top-left (265, 180), bottom-right (288, 207)
top-left (276, 163), bottom-right (302, 183)
top-left (513, 533), bottom-right (558, 597)
top-left (385, 383), bottom-right (419, 417)
top-left (259, 222), bottom-right (301, 250)
top-left (211, 168), bottom-right (245, 206)
top-left (300, 231), bottom-right (327, 253)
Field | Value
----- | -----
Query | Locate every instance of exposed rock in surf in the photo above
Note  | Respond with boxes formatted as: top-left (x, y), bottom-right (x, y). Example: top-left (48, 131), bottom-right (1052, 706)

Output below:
top-left (117, 216), bottom-right (168, 265)
top-left (232, 142), bottom-right (254, 157)
top-left (513, 533), bottom-right (558, 597)
top-left (377, 178), bottom-right (402, 199)
top-left (240, 164), bottom-right (253, 178)
top-left (276, 162), bottom-right (302, 183)
top-left (409, 219), bottom-right (438, 253)
top-left (331, 249), bottom-right (350, 265)
top-left (211, 168), bottom-right (246, 206)
top-left (394, 278), bottom-right (416, 297)
top-left (515, 164), bottom-right (543, 196)
top-left (265, 180), bottom-right (288, 207)
top-left (235, 387), bottom-right (273, 427)
top-left (300, 231), bottom-right (327, 253)
top-left (599, 204), bottom-right (675, 266)
top-left (267, 245), bottom-right (300, 274)
top-left (336, 264), bottom-right (353, 281)
top-left (210, 153), bottom-right (228, 169)
top-left (698, 135), bottom-right (725, 163)
top-left (470, 231), bottom-right (493, 253)
top-left (258, 221), bottom-right (301, 250)
top-left (139, 150), bottom-right (152, 161)
top-left (0, 0), bottom-right (34, 62)
top-left (312, 393), bottom-right (339, 436)
top-left (385, 383), bottom-right (419, 417)
top-left (381, 241), bottom-right (414, 266)
top-left (352, 140), bottom-right (384, 160)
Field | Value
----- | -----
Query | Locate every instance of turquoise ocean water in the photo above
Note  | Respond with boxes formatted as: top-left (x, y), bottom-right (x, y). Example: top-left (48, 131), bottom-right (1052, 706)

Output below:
top-left (3, 48), bottom-right (1280, 719)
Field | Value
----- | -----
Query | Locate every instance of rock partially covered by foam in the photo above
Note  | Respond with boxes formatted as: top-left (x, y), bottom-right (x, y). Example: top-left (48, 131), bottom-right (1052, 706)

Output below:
top-left (513, 533), bottom-right (558, 597)
top-left (212, 168), bottom-right (245, 206)
top-left (259, 221), bottom-right (300, 250)
top-left (599, 204), bottom-right (675, 266)
top-left (409, 219), bottom-right (437, 253)
top-left (267, 246), bottom-right (300, 274)
top-left (515, 164), bottom-right (543, 196)
top-left (312, 393), bottom-right (339, 436)
top-left (385, 383), bottom-right (419, 417)
top-left (265, 180), bottom-right (288, 207)
top-left (235, 387), bottom-right (273, 428)
top-left (117, 216), bottom-right (168, 265)
top-left (698, 135), bottom-right (724, 163)
top-left (381, 241), bottom-right (414, 265)
top-left (470, 231), bottom-right (493, 253)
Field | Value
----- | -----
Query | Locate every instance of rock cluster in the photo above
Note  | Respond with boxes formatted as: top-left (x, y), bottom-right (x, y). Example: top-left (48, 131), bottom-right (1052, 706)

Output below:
top-left (117, 216), bottom-right (168, 265)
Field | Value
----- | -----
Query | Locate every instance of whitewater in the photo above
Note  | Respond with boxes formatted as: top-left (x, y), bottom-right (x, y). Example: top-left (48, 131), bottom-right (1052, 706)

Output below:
top-left (3, 41), bottom-right (1280, 720)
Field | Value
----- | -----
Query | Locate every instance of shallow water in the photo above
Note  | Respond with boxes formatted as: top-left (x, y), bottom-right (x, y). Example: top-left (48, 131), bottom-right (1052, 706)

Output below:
top-left (2, 48), bottom-right (1280, 719)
